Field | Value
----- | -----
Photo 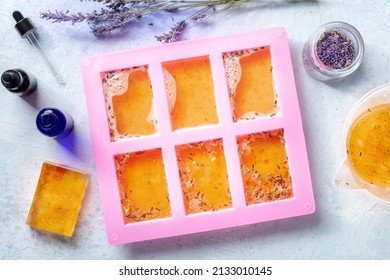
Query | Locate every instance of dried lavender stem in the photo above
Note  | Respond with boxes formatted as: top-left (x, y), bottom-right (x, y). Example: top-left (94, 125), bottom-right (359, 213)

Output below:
top-left (41, 0), bottom-right (311, 41)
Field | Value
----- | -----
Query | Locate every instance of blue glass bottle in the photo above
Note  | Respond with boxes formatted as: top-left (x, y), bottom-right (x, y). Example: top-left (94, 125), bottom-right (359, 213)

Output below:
top-left (36, 108), bottom-right (74, 138)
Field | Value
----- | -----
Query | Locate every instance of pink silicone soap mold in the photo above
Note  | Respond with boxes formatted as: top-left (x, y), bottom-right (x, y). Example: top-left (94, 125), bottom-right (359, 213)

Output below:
top-left (81, 27), bottom-right (315, 244)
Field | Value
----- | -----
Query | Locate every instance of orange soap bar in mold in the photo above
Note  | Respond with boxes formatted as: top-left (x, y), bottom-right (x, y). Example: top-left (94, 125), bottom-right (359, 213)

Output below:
top-left (176, 139), bottom-right (232, 215)
top-left (162, 56), bottom-right (219, 131)
top-left (26, 162), bottom-right (89, 237)
top-left (224, 47), bottom-right (279, 121)
top-left (237, 129), bottom-right (293, 205)
top-left (114, 149), bottom-right (172, 224)
top-left (102, 66), bottom-right (157, 141)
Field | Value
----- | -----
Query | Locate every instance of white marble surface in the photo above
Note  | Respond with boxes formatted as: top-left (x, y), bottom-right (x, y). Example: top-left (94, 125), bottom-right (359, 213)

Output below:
top-left (1, 0), bottom-right (389, 260)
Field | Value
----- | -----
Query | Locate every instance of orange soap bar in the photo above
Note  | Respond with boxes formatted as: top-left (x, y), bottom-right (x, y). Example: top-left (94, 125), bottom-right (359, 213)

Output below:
top-left (237, 130), bottom-right (293, 205)
top-left (224, 47), bottom-right (278, 121)
top-left (176, 139), bottom-right (232, 215)
top-left (26, 162), bottom-right (89, 237)
top-left (112, 67), bottom-right (156, 136)
top-left (163, 56), bottom-right (219, 131)
top-left (114, 149), bottom-right (172, 224)
top-left (102, 66), bottom-right (157, 141)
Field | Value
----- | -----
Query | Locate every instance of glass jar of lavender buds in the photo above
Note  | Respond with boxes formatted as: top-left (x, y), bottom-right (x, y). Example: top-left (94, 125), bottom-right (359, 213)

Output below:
top-left (302, 21), bottom-right (364, 81)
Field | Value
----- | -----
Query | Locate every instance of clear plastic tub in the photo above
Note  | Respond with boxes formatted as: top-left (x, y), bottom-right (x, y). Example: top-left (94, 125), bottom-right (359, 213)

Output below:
top-left (334, 83), bottom-right (390, 202)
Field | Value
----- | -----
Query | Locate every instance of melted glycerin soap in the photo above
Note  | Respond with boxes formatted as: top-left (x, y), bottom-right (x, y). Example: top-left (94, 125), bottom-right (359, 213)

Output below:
top-left (347, 104), bottom-right (390, 187)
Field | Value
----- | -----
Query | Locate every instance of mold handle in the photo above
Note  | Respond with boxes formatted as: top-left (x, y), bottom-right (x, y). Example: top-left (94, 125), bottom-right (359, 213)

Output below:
top-left (333, 158), bottom-right (361, 190)
top-left (334, 158), bottom-right (390, 203)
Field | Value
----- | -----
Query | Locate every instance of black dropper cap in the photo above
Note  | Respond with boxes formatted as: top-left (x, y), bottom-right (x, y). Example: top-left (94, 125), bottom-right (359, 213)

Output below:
top-left (13, 11), bottom-right (36, 38)
top-left (1, 70), bottom-right (21, 90)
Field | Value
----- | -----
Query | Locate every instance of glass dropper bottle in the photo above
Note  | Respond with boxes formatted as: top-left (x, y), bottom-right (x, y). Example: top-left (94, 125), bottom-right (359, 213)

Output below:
top-left (12, 11), bottom-right (65, 85)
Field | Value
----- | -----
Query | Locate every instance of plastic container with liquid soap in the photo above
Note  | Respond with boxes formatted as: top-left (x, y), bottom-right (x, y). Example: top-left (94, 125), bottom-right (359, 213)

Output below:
top-left (334, 83), bottom-right (390, 202)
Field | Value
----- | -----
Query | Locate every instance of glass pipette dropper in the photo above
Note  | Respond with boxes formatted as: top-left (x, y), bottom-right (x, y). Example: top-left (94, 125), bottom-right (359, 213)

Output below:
top-left (12, 11), bottom-right (65, 85)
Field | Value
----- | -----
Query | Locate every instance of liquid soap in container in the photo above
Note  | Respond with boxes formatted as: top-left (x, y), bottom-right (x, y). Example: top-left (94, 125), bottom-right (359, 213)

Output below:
top-left (334, 84), bottom-right (390, 202)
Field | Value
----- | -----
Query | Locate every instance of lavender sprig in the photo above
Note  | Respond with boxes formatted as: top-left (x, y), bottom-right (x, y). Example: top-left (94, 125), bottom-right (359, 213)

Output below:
top-left (41, 0), bottom-right (313, 42)
top-left (41, 9), bottom-right (119, 24)
top-left (155, 20), bottom-right (186, 43)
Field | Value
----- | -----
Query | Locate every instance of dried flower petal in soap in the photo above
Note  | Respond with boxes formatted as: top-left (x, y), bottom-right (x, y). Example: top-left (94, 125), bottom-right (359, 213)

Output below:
top-left (102, 66), bottom-right (158, 141)
top-left (223, 47), bottom-right (278, 121)
top-left (237, 130), bottom-right (293, 205)
top-left (176, 139), bottom-right (232, 214)
top-left (114, 149), bottom-right (172, 224)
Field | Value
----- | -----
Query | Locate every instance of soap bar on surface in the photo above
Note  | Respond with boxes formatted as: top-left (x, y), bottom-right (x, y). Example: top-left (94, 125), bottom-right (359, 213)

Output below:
top-left (26, 162), bottom-right (89, 237)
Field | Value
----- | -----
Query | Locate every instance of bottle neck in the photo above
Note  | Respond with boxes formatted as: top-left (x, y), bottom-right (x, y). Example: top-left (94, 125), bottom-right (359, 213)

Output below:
top-left (39, 110), bottom-right (59, 129)
top-left (36, 108), bottom-right (67, 137)
top-left (1, 69), bottom-right (30, 93)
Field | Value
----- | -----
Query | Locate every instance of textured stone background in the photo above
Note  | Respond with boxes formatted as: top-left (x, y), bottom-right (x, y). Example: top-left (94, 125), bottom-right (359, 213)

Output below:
top-left (1, 0), bottom-right (389, 259)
